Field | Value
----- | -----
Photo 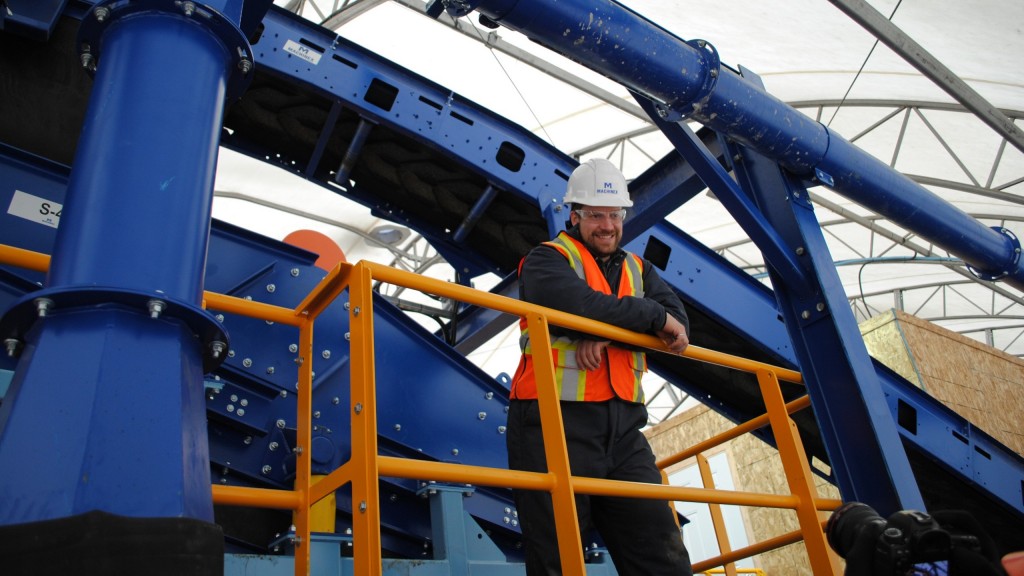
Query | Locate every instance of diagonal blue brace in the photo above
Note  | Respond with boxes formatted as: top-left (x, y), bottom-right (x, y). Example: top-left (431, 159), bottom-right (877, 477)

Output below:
top-left (631, 92), bottom-right (810, 290)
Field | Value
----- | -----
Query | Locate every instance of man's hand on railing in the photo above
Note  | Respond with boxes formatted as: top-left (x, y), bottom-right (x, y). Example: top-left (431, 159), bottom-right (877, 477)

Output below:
top-left (658, 313), bottom-right (689, 354)
top-left (576, 338), bottom-right (611, 371)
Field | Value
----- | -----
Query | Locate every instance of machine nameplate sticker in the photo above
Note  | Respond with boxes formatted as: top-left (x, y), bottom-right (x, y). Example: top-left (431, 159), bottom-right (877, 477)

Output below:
top-left (284, 40), bottom-right (322, 65)
top-left (8, 190), bottom-right (62, 228)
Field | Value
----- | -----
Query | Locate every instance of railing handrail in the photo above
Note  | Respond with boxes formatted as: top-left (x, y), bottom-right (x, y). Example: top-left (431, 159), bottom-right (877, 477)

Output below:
top-left (0, 246), bottom-right (837, 575)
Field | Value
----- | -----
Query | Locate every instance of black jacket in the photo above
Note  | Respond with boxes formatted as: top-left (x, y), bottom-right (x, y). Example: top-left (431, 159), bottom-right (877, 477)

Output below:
top-left (518, 226), bottom-right (689, 343)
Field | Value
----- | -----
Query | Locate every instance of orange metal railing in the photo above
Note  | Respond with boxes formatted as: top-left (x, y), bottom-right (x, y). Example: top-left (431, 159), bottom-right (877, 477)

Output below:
top-left (0, 245), bottom-right (842, 575)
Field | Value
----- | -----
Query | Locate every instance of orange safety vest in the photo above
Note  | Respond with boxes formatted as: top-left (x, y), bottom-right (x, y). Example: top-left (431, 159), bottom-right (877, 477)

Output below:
top-left (510, 232), bottom-right (648, 403)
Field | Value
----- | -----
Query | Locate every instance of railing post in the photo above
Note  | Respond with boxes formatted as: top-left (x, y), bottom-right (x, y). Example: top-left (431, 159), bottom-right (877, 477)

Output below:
top-left (349, 263), bottom-right (383, 576)
top-left (524, 312), bottom-right (587, 575)
top-left (755, 369), bottom-right (839, 575)
top-left (696, 454), bottom-right (738, 576)
top-left (293, 317), bottom-right (316, 576)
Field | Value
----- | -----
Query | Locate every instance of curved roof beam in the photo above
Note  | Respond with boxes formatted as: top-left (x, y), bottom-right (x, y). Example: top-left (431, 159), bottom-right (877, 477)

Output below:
top-left (827, 0), bottom-right (1024, 155)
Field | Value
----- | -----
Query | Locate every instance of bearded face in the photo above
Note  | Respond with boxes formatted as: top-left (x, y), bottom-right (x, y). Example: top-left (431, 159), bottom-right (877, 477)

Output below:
top-left (571, 206), bottom-right (625, 258)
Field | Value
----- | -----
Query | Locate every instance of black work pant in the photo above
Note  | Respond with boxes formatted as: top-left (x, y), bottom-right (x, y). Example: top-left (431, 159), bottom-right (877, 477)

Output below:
top-left (506, 398), bottom-right (693, 576)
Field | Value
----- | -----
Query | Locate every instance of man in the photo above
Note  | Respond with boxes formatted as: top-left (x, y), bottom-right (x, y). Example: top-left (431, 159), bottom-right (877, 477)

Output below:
top-left (507, 158), bottom-right (693, 575)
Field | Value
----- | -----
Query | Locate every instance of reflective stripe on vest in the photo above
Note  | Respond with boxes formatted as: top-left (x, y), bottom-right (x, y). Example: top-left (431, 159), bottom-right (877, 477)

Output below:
top-left (511, 232), bottom-right (648, 403)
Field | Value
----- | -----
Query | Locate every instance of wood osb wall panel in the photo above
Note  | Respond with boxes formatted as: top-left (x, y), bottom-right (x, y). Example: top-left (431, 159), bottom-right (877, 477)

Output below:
top-left (861, 309), bottom-right (1024, 456)
top-left (646, 405), bottom-right (842, 576)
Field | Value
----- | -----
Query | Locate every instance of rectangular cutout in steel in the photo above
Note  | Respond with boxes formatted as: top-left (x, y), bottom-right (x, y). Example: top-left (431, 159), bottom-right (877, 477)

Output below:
top-left (299, 38), bottom-right (326, 53)
top-left (449, 110), bottom-right (473, 125)
top-left (897, 399), bottom-right (917, 435)
top-left (332, 54), bottom-right (357, 69)
top-left (496, 142), bottom-right (524, 172)
top-left (643, 236), bottom-right (671, 271)
top-left (419, 96), bottom-right (443, 111)
top-left (364, 78), bottom-right (398, 112)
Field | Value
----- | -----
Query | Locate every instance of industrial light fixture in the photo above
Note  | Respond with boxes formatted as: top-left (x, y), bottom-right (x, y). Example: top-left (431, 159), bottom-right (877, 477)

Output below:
top-left (368, 224), bottom-right (410, 246)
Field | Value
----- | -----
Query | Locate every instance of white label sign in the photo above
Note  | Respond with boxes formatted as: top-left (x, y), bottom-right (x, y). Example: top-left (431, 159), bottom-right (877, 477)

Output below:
top-left (7, 190), bottom-right (62, 228)
top-left (284, 39), bottom-right (322, 65)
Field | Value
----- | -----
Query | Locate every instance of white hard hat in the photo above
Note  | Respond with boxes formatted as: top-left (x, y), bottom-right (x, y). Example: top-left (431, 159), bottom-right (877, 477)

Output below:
top-left (563, 158), bottom-right (633, 208)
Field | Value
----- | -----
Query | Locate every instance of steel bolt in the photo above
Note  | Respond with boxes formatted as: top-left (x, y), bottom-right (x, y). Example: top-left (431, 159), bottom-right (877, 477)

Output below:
top-left (289, 343), bottom-right (298, 353)
top-left (497, 426), bottom-right (506, 434)
top-left (280, 390), bottom-right (288, 398)
top-left (359, 501), bottom-right (367, 513)
top-left (352, 307), bottom-right (360, 316)
top-left (394, 424), bottom-right (402, 431)
top-left (484, 391), bottom-right (493, 400)
top-left (344, 332), bottom-right (351, 341)
top-left (215, 314), bottom-right (225, 322)
top-left (332, 397), bottom-right (340, 405)
top-left (244, 436), bottom-right (253, 445)
top-left (451, 448), bottom-right (459, 456)
top-left (322, 349), bottom-right (331, 359)
top-left (290, 268), bottom-right (300, 277)
top-left (344, 302), bottom-right (350, 310)
top-left (34, 298), bottom-right (54, 317)
top-left (276, 419), bottom-right (286, 429)
top-left (816, 302), bottom-right (826, 312)
top-left (210, 341), bottom-right (226, 359)
top-left (266, 366), bottom-right (275, 374)
top-left (94, 6), bottom-right (110, 22)
top-left (795, 246), bottom-right (806, 256)
top-left (313, 411), bottom-right (321, 419)
top-left (266, 283), bottom-right (276, 293)
top-left (228, 350), bottom-right (235, 358)
top-left (801, 310), bottom-right (810, 319)
top-left (354, 403), bottom-right (363, 414)
top-left (709, 68), bottom-right (718, 78)
top-left (242, 358), bottom-right (252, 368)
top-left (236, 409), bottom-right (245, 417)
top-left (226, 404), bottom-right (235, 413)
top-left (269, 442), bottom-right (279, 451)
top-left (261, 465), bottom-right (272, 475)
top-left (80, 52), bottom-right (95, 70)
top-left (238, 59), bottom-right (252, 74)
top-left (478, 412), bottom-right (487, 420)
top-left (293, 446), bottom-right (303, 455)
top-left (147, 299), bottom-right (165, 319)
top-left (4, 338), bottom-right (20, 358)
top-left (181, 1), bottom-right (195, 16)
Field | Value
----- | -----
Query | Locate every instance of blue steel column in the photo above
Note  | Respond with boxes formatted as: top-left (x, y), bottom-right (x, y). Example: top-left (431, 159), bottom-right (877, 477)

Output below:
top-left (0, 1), bottom-right (249, 523)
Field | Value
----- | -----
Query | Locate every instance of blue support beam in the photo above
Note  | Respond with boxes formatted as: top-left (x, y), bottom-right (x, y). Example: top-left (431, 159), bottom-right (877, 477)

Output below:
top-left (734, 132), bottom-right (925, 513)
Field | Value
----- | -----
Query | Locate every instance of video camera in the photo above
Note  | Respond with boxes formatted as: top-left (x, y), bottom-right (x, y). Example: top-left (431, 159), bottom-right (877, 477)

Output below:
top-left (825, 502), bottom-right (1005, 576)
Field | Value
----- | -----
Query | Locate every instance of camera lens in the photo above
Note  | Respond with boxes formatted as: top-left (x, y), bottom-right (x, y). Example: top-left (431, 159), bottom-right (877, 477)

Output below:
top-left (825, 502), bottom-right (888, 559)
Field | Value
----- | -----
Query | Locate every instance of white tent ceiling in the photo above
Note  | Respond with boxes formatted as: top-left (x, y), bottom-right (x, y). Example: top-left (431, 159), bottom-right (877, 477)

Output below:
top-left (215, 0), bottom-right (1024, 423)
